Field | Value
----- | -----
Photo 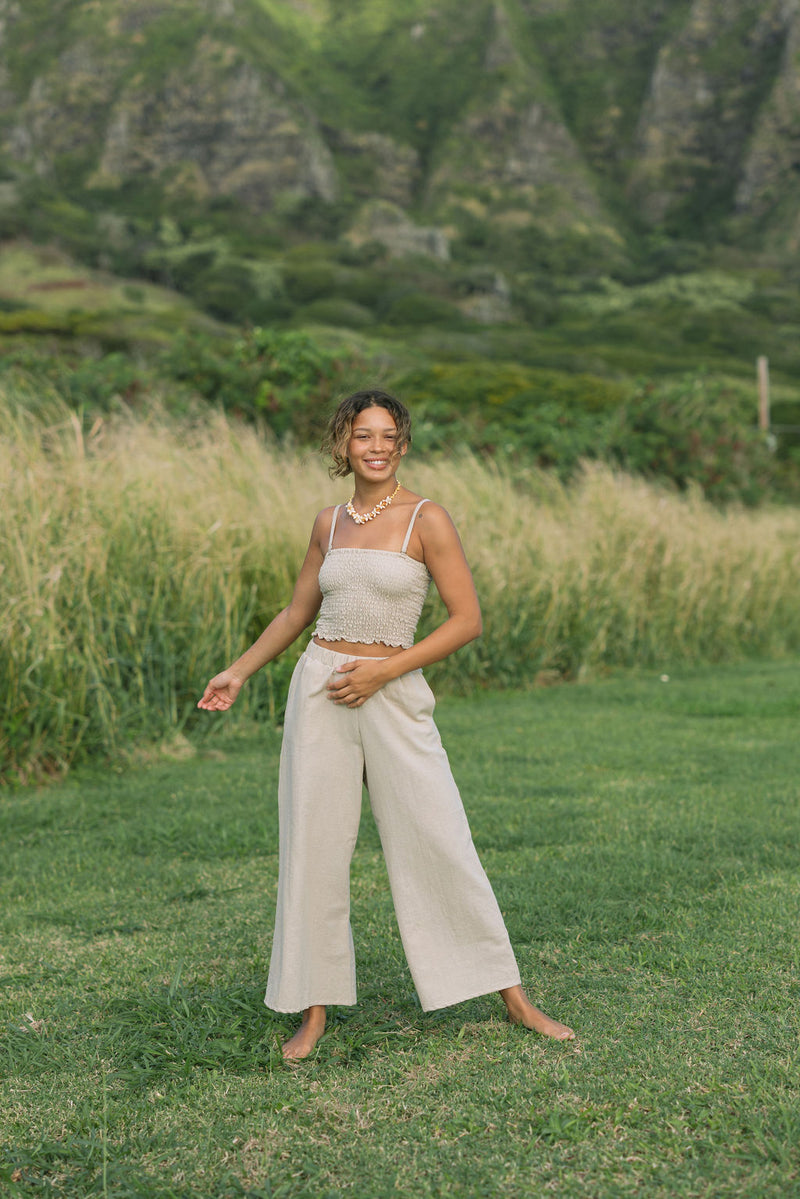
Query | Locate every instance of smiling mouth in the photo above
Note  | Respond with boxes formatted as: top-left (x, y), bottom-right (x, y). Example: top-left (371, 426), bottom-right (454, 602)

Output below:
top-left (365, 459), bottom-right (389, 467)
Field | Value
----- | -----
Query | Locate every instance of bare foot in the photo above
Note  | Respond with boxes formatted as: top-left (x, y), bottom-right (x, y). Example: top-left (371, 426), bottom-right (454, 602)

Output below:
top-left (282, 1004), bottom-right (326, 1060)
top-left (500, 985), bottom-right (575, 1041)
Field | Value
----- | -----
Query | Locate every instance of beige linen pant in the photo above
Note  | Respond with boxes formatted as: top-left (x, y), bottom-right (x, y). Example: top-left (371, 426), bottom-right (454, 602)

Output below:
top-left (265, 643), bottom-right (521, 1013)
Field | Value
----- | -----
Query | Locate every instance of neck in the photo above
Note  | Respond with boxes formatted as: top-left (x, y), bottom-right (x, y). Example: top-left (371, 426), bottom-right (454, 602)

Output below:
top-left (351, 475), bottom-right (399, 507)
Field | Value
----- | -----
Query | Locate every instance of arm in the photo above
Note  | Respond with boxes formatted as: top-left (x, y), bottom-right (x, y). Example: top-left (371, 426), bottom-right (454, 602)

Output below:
top-left (329, 503), bottom-right (482, 706)
top-left (383, 502), bottom-right (482, 676)
top-left (197, 511), bottom-right (329, 711)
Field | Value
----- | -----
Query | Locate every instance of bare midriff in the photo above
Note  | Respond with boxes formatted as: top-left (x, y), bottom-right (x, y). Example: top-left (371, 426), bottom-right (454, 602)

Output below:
top-left (311, 636), bottom-right (406, 657)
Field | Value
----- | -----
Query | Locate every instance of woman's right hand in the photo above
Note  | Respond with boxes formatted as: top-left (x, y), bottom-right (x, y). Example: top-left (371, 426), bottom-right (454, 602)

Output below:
top-left (197, 670), bottom-right (243, 711)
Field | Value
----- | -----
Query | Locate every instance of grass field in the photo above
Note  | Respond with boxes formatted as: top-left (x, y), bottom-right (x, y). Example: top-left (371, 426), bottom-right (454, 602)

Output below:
top-left (2, 659), bottom-right (799, 1197)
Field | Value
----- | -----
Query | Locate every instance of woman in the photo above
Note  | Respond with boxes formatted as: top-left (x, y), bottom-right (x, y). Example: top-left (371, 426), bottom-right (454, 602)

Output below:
top-left (198, 390), bottom-right (575, 1059)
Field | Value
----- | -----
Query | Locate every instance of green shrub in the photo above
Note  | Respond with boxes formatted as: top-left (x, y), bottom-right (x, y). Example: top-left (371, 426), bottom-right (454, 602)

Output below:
top-left (296, 298), bottom-right (375, 328)
top-left (158, 248), bottom-right (217, 291)
top-left (609, 374), bottom-right (778, 505)
top-left (0, 310), bottom-right (76, 334)
top-left (283, 262), bottom-right (338, 304)
top-left (336, 269), bottom-right (386, 308)
top-left (510, 277), bottom-right (559, 327)
top-left (160, 326), bottom-right (361, 438)
top-left (191, 262), bottom-right (262, 323)
top-left (383, 291), bottom-right (465, 327)
top-left (771, 398), bottom-right (800, 461)
top-left (59, 353), bottom-right (148, 410)
top-left (395, 360), bottom-right (627, 468)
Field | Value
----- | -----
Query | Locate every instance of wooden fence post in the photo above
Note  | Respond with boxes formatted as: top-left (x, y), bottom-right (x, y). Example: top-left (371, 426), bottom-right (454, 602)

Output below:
top-left (757, 355), bottom-right (770, 432)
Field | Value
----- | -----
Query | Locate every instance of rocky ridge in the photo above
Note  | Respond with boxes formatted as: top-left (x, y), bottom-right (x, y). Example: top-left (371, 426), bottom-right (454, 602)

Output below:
top-left (0, 0), bottom-right (798, 253)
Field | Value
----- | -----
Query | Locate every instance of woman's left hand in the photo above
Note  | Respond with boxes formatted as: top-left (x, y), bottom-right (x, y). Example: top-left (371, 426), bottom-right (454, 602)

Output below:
top-left (327, 659), bottom-right (391, 707)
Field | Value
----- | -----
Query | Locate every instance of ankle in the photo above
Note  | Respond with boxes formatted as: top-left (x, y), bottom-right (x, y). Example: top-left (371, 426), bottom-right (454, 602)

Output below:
top-left (302, 1004), bottom-right (326, 1027)
top-left (499, 985), bottom-right (527, 1014)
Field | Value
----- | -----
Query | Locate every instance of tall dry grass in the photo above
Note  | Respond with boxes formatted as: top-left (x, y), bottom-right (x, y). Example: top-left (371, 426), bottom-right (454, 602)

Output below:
top-left (4, 388), bottom-right (800, 780)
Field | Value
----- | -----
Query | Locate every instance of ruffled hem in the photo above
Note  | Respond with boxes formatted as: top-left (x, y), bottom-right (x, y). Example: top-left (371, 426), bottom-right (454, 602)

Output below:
top-left (313, 633), bottom-right (411, 649)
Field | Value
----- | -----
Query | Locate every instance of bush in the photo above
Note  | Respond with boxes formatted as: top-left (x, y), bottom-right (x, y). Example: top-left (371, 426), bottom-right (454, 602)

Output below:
top-left (296, 298), bottom-right (375, 328)
top-left (394, 361), bottom-right (627, 469)
top-left (160, 326), bottom-right (361, 439)
top-left (191, 262), bottom-right (263, 323)
top-left (383, 291), bottom-right (465, 327)
top-left (609, 374), bottom-right (778, 505)
top-left (336, 269), bottom-right (386, 308)
top-left (283, 262), bottom-right (338, 305)
top-left (59, 353), bottom-right (148, 410)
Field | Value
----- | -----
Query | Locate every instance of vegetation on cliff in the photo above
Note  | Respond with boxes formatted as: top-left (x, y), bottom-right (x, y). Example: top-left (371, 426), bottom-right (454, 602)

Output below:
top-left (0, 0), bottom-right (798, 502)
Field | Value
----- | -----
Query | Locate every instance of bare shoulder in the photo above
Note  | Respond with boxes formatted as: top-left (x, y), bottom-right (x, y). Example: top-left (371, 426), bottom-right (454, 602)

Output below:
top-left (416, 499), bottom-right (453, 526)
top-left (313, 503), bottom-right (339, 526)
top-left (414, 500), bottom-right (462, 548)
top-left (309, 504), bottom-right (339, 550)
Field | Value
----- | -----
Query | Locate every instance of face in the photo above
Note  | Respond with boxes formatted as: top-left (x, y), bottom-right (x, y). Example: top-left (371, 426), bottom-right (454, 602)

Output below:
top-left (346, 405), bottom-right (407, 481)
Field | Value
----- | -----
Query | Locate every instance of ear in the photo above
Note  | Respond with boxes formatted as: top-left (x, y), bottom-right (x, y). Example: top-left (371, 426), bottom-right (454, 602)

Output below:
top-left (399, 442), bottom-right (408, 457)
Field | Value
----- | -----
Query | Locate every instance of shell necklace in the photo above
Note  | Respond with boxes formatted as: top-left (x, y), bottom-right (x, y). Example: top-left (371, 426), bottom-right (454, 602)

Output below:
top-left (346, 481), bottom-right (401, 525)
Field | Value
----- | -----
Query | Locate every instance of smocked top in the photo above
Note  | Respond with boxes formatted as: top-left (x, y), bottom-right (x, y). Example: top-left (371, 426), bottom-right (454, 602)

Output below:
top-left (313, 499), bottom-right (431, 649)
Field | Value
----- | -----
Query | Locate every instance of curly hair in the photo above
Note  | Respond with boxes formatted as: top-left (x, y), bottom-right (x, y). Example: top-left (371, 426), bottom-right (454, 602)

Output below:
top-left (322, 390), bottom-right (412, 479)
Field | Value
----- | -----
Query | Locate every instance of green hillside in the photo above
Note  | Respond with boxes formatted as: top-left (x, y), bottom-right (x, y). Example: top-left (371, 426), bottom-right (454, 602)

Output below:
top-left (1, 0), bottom-right (799, 495)
top-left (3, 0), bottom-right (798, 247)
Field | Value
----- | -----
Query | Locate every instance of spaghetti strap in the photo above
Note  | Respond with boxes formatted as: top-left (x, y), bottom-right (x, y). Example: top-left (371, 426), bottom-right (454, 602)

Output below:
top-left (401, 499), bottom-right (429, 554)
top-left (327, 505), bottom-right (341, 552)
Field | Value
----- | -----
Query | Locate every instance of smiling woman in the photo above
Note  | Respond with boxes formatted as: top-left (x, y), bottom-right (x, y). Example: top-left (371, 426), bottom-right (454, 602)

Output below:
top-left (198, 389), bottom-right (575, 1058)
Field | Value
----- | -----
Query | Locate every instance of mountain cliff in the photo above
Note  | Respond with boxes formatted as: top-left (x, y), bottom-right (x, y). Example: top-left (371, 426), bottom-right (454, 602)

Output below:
top-left (1, 0), bottom-right (798, 266)
top-left (627, 0), bottom-right (796, 235)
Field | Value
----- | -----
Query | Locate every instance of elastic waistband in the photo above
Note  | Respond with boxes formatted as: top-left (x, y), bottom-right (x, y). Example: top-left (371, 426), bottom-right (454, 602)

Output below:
top-left (304, 642), bottom-right (389, 668)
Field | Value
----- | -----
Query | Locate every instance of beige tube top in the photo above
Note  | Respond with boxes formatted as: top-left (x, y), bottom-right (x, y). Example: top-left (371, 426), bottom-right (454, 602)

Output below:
top-left (314, 500), bottom-right (431, 649)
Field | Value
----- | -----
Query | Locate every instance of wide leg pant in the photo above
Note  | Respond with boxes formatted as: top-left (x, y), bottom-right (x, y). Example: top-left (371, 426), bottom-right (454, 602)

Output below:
top-left (264, 642), bottom-right (521, 1013)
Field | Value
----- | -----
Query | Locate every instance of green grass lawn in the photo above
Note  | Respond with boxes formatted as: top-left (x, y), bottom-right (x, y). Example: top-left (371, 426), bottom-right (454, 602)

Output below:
top-left (2, 660), bottom-right (799, 1198)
